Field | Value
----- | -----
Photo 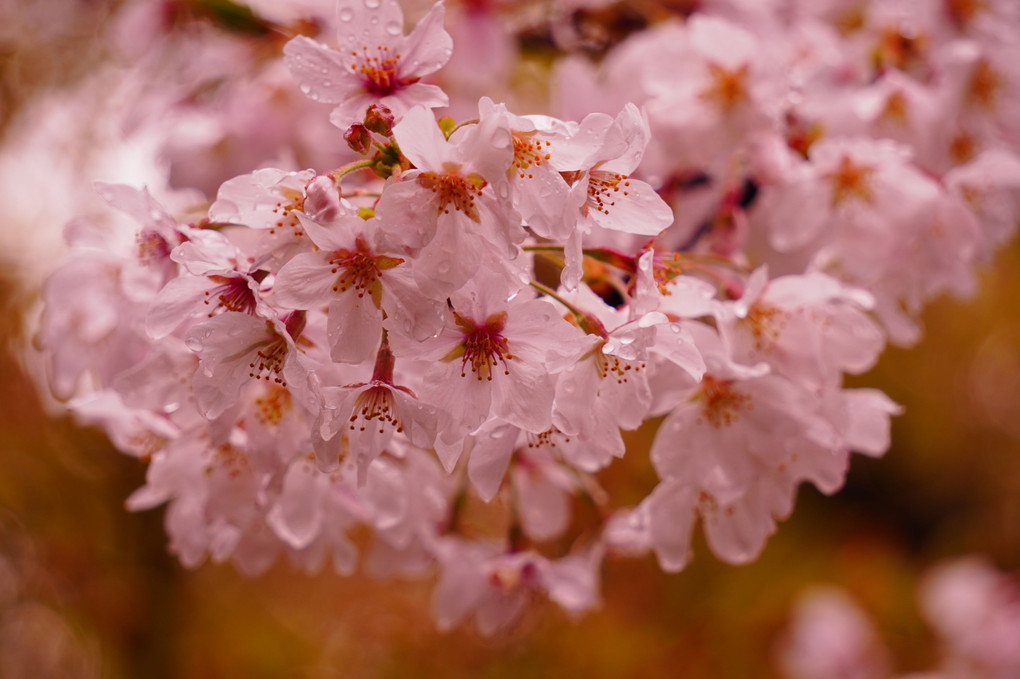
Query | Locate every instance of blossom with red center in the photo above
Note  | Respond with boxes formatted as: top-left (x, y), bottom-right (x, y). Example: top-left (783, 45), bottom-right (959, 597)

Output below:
top-left (273, 215), bottom-right (442, 363)
top-left (314, 341), bottom-right (437, 480)
top-left (283, 0), bottom-right (453, 130)
top-left (186, 311), bottom-right (312, 420)
top-left (374, 104), bottom-right (521, 299)
top-left (388, 275), bottom-right (587, 470)
top-left (543, 104), bottom-right (674, 287)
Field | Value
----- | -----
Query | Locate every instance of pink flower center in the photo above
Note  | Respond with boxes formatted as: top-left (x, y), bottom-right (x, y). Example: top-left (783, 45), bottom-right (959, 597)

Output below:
top-left (269, 187), bottom-right (306, 237)
top-left (965, 58), bottom-right (1002, 112)
top-left (594, 342), bottom-right (645, 384)
top-left (586, 171), bottom-right (631, 217)
top-left (511, 132), bottom-right (552, 180)
top-left (350, 44), bottom-right (403, 96)
top-left (744, 302), bottom-right (787, 352)
top-left (203, 274), bottom-right (258, 316)
top-left (248, 321), bottom-right (289, 386)
top-left (254, 384), bottom-right (292, 426)
top-left (136, 231), bottom-right (172, 263)
top-left (417, 168), bottom-right (487, 222)
top-left (696, 375), bottom-right (752, 428)
top-left (328, 238), bottom-right (404, 302)
top-left (454, 311), bottom-right (514, 381)
top-left (699, 62), bottom-right (750, 113)
top-left (349, 384), bottom-right (403, 434)
top-left (827, 155), bottom-right (875, 207)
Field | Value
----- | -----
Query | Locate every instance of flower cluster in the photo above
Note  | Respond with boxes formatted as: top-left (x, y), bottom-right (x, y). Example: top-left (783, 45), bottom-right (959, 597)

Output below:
top-left (33, 0), bottom-right (1020, 632)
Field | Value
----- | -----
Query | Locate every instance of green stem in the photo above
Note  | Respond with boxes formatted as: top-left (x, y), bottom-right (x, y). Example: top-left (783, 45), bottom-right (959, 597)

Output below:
top-left (529, 280), bottom-right (608, 336)
top-left (447, 118), bottom-right (479, 139)
top-left (329, 158), bottom-right (375, 182)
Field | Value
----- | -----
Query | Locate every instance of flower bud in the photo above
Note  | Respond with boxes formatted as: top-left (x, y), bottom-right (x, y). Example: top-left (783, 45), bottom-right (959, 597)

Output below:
top-left (344, 124), bottom-right (372, 154)
top-left (304, 175), bottom-right (342, 222)
top-left (363, 104), bottom-right (395, 136)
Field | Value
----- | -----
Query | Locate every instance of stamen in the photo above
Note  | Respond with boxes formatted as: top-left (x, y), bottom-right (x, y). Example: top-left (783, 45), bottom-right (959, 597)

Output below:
top-left (700, 63), bottom-right (750, 113)
top-left (254, 384), bottom-right (292, 426)
top-left (203, 274), bottom-right (258, 316)
top-left (744, 302), bottom-right (787, 352)
top-left (512, 132), bottom-right (552, 180)
top-left (269, 186), bottom-right (306, 237)
top-left (417, 168), bottom-right (487, 222)
top-left (136, 231), bottom-right (172, 263)
top-left (827, 155), bottom-right (875, 207)
top-left (585, 171), bottom-right (631, 217)
top-left (248, 321), bottom-right (288, 386)
top-left (327, 238), bottom-right (403, 303)
top-left (696, 375), bottom-right (752, 428)
top-left (349, 44), bottom-right (407, 96)
top-left (348, 384), bottom-right (403, 435)
top-left (451, 311), bottom-right (514, 381)
top-left (593, 340), bottom-right (646, 384)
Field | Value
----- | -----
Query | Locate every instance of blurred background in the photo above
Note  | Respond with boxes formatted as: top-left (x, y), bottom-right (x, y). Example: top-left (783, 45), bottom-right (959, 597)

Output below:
top-left (1, 1), bottom-right (1019, 677)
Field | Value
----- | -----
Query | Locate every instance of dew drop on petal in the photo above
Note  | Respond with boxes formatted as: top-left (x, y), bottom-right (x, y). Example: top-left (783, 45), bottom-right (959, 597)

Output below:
top-left (384, 20), bottom-right (402, 36)
top-left (369, 15), bottom-right (379, 24)
top-left (322, 80), bottom-right (332, 88)
top-left (339, 7), bottom-right (354, 21)
top-left (300, 84), bottom-right (312, 95)
top-left (364, 0), bottom-right (380, 7)
top-left (437, 262), bottom-right (451, 274)
top-left (185, 337), bottom-right (203, 352)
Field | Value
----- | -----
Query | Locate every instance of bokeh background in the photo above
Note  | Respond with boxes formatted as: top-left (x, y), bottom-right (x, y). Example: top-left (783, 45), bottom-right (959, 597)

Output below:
top-left (1, 1), bottom-right (1019, 677)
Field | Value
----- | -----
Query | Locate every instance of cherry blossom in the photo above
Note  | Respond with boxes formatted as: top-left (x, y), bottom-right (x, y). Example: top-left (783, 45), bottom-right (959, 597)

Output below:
top-left (283, 0), bottom-right (452, 129)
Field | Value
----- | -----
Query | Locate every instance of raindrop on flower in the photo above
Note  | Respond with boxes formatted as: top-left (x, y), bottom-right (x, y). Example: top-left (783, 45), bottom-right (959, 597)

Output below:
top-left (384, 21), bottom-right (401, 36)
top-left (339, 7), bottom-right (354, 21)
top-left (364, 0), bottom-right (380, 7)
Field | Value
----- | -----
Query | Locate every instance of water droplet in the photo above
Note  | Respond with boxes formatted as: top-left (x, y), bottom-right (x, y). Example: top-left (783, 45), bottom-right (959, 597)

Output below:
top-left (339, 7), bottom-right (354, 21)
top-left (617, 346), bottom-right (638, 361)
top-left (384, 21), bottom-right (401, 36)
top-left (322, 80), bottom-right (332, 88)
top-left (670, 324), bottom-right (681, 334)
top-left (369, 15), bottom-right (379, 24)
top-left (299, 84), bottom-right (312, 95)
top-left (437, 262), bottom-right (450, 274)
top-left (185, 337), bottom-right (203, 352)
top-left (364, 0), bottom-right (380, 7)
